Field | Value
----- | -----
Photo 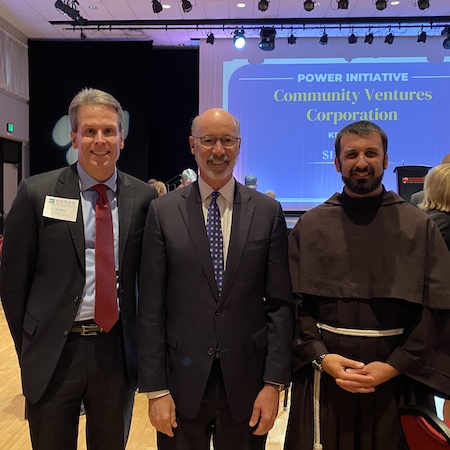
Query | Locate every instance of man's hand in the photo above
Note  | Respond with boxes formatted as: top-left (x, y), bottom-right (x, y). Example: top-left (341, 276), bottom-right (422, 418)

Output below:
top-left (148, 394), bottom-right (177, 437)
top-left (249, 384), bottom-right (280, 435)
top-left (321, 353), bottom-right (375, 394)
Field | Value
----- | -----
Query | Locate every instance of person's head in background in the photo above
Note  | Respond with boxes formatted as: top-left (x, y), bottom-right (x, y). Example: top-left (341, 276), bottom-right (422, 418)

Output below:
top-left (148, 179), bottom-right (168, 196)
top-left (420, 164), bottom-right (450, 212)
top-left (441, 153), bottom-right (450, 164)
top-left (265, 190), bottom-right (276, 199)
top-left (180, 168), bottom-right (197, 187)
top-left (245, 174), bottom-right (258, 190)
top-left (69, 88), bottom-right (124, 182)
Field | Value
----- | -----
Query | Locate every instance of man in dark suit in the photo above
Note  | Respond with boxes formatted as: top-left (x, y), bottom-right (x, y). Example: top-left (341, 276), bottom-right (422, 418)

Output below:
top-left (1, 88), bottom-right (157, 450)
top-left (138, 108), bottom-right (294, 449)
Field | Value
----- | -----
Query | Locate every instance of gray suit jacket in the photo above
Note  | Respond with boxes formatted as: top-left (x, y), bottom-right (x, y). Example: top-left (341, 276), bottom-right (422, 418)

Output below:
top-left (1, 164), bottom-right (156, 403)
top-left (138, 180), bottom-right (294, 421)
top-left (410, 190), bottom-right (424, 206)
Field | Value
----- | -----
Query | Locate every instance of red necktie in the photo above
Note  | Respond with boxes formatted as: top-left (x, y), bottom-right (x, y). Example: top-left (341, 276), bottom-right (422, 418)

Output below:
top-left (93, 184), bottom-right (118, 332)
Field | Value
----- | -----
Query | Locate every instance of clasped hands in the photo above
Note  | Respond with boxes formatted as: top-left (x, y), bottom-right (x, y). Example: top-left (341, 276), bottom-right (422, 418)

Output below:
top-left (321, 354), bottom-right (400, 394)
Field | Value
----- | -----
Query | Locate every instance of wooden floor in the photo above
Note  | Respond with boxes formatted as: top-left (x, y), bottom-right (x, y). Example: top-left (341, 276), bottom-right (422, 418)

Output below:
top-left (0, 303), bottom-right (289, 449)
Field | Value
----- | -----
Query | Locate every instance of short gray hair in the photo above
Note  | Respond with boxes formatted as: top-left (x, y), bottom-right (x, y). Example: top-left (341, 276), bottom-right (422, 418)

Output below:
top-left (68, 88), bottom-right (124, 132)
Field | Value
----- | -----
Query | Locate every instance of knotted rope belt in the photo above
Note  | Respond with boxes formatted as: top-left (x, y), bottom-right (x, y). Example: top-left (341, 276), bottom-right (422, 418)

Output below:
top-left (312, 323), bottom-right (405, 450)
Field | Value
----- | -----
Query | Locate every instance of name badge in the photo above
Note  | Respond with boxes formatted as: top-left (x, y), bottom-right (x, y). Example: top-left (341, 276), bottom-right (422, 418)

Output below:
top-left (43, 196), bottom-right (79, 222)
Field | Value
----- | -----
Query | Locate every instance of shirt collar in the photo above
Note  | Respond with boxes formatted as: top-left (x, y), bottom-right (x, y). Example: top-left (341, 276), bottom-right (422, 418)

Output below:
top-left (198, 176), bottom-right (235, 205)
top-left (77, 162), bottom-right (117, 193)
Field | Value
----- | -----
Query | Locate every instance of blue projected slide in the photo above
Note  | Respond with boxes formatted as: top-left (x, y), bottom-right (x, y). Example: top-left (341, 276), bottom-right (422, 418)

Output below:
top-left (224, 57), bottom-right (450, 210)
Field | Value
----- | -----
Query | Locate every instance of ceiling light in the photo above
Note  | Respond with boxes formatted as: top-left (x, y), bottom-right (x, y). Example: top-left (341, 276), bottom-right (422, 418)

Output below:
top-left (152, 0), bottom-right (163, 13)
top-left (258, 0), bottom-right (269, 11)
top-left (54, 0), bottom-right (88, 26)
top-left (259, 27), bottom-right (276, 51)
top-left (417, 0), bottom-right (429, 10)
top-left (233, 28), bottom-right (246, 49)
top-left (206, 32), bottom-right (215, 45)
top-left (287, 33), bottom-right (296, 45)
top-left (304, 0), bottom-right (315, 11)
top-left (348, 32), bottom-right (357, 44)
top-left (319, 31), bottom-right (328, 45)
top-left (375, 0), bottom-right (387, 10)
top-left (337, 0), bottom-right (349, 9)
top-left (181, 0), bottom-right (192, 13)
top-left (364, 32), bottom-right (374, 44)
top-left (385, 32), bottom-right (394, 44)
top-left (417, 30), bottom-right (427, 43)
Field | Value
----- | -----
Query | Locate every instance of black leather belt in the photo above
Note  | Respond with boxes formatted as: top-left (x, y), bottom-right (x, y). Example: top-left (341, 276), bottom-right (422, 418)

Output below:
top-left (70, 323), bottom-right (103, 336)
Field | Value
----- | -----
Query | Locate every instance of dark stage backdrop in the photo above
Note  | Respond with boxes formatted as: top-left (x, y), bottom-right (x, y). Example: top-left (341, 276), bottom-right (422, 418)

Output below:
top-left (28, 41), bottom-right (198, 184)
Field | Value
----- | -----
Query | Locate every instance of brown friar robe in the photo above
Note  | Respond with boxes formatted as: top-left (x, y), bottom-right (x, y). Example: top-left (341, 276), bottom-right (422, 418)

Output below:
top-left (284, 189), bottom-right (450, 450)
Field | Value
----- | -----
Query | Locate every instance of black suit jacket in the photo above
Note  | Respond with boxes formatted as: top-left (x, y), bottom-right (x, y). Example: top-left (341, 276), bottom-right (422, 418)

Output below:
top-left (1, 164), bottom-right (156, 404)
top-left (138, 181), bottom-right (294, 421)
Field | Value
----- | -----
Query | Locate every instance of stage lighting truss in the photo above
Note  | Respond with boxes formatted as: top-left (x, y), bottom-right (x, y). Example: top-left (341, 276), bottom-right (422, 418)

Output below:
top-left (233, 28), bottom-right (246, 49)
top-left (337, 0), bottom-right (349, 10)
top-left (54, 0), bottom-right (87, 26)
top-left (258, 0), bottom-right (270, 12)
top-left (181, 0), bottom-right (193, 13)
top-left (152, 0), bottom-right (163, 14)
top-left (259, 27), bottom-right (276, 51)
top-left (304, 0), bottom-right (315, 11)
top-left (375, 0), bottom-right (387, 11)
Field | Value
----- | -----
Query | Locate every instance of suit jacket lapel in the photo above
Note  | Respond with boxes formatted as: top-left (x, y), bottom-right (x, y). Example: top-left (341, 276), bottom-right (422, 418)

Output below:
top-left (54, 165), bottom-right (85, 270)
top-left (116, 171), bottom-right (134, 275)
top-left (180, 183), bottom-right (220, 302)
top-left (219, 182), bottom-right (255, 304)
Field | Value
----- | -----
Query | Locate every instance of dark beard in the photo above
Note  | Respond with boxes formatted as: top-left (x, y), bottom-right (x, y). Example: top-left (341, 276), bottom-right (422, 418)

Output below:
top-left (342, 172), bottom-right (384, 195)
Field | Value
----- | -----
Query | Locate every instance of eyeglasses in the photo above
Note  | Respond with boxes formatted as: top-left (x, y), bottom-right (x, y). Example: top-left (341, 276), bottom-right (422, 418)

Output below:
top-left (193, 135), bottom-right (240, 150)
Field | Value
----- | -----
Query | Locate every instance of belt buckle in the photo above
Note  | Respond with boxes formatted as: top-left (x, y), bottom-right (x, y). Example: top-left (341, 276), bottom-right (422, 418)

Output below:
top-left (80, 325), bottom-right (102, 336)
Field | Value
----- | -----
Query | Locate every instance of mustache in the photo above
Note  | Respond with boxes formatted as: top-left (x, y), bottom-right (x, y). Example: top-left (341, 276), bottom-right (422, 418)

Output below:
top-left (207, 155), bottom-right (231, 163)
top-left (351, 167), bottom-right (375, 175)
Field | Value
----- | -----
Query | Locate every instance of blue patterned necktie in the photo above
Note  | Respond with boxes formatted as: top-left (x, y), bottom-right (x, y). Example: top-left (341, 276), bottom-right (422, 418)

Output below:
top-left (206, 191), bottom-right (224, 293)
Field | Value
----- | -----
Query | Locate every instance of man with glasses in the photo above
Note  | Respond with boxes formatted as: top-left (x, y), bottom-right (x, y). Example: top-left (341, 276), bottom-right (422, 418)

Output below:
top-left (138, 108), bottom-right (294, 449)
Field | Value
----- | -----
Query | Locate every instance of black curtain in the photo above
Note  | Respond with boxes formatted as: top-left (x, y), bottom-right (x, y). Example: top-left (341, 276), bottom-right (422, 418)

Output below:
top-left (28, 41), bottom-right (198, 184)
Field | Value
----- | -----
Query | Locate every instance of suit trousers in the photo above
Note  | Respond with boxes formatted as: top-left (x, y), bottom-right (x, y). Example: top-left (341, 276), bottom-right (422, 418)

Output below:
top-left (157, 359), bottom-right (267, 450)
top-left (26, 325), bottom-right (135, 450)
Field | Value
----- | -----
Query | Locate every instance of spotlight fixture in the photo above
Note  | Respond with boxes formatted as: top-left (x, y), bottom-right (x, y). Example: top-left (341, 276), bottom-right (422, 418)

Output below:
top-left (443, 34), bottom-right (450, 50)
top-left (385, 32), bottom-right (394, 44)
top-left (206, 32), bottom-right (215, 45)
top-left (319, 31), bottom-right (328, 45)
top-left (258, 0), bottom-right (269, 12)
top-left (259, 27), bottom-right (276, 51)
top-left (337, 0), bottom-right (349, 9)
top-left (287, 33), bottom-right (296, 45)
top-left (303, 0), bottom-right (315, 11)
top-left (417, 30), bottom-right (427, 43)
top-left (348, 33), bottom-right (357, 44)
top-left (181, 0), bottom-right (192, 13)
top-left (417, 0), bottom-right (429, 10)
top-left (375, 0), bottom-right (387, 10)
top-left (364, 32), bottom-right (374, 44)
top-left (233, 28), bottom-right (246, 49)
top-left (54, 0), bottom-right (87, 26)
top-left (152, 0), bottom-right (163, 14)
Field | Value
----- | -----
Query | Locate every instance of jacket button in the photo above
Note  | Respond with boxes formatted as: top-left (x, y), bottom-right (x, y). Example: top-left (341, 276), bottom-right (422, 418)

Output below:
top-left (74, 296), bottom-right (80, 304)
top-left (207, 347), bottom-right (214, 356)
top-left (215, 311), bottom-right (221, 316)
top-left (64, 330), bottom-right (69, 337)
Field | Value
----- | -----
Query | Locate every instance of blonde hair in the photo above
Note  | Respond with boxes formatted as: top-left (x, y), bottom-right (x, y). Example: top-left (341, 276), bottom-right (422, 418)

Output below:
top-left (421, 164), bottom-right (450, 212)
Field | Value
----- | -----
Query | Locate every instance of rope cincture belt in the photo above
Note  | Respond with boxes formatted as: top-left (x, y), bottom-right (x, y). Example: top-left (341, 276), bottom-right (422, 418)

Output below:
top-left (312, 323), bottom-right (405, 450)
